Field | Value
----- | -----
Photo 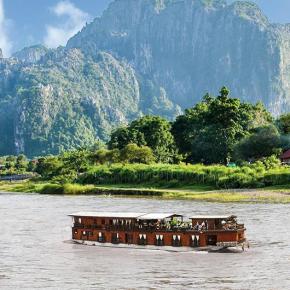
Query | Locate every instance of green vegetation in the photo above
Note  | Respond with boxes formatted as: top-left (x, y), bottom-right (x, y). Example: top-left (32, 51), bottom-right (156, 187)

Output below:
top-left (172, 87), bottom-right (273, 164)
top-left (0, 154), bottom-right (34, 176)
top-left (1, 180), bottom-right (290, 203)
top-left (109, 115), bottom-right (180, 163)
top-left (78, 161), bottom-right (290, 189)
top-left (2, 87), bottom-right (290, 203)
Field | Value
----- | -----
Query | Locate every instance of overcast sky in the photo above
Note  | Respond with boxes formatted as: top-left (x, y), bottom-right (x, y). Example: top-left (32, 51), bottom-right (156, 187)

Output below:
top-left (0, 0), bottom-right (290, 57)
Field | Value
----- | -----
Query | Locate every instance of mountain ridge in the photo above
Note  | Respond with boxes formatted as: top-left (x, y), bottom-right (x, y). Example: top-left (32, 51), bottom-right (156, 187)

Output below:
top-left (1, 0), bottom-right (290, 157)
top-left (68, 0), bottom-right (290, 114)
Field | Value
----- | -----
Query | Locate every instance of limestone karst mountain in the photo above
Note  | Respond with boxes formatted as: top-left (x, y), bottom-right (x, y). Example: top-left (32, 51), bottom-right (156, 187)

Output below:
top-left (1, 0), bottom-right (290, 156)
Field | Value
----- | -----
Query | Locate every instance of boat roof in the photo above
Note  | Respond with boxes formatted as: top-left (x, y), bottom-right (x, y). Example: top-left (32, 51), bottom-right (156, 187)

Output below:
top-left (68, 212), bottom-right (146, 219)
top-left (137, 213), bottom-right (182, 220)
top-left (69, 212), bottom-right (236, 220)
top-left (189, 215), bottom-right (236, 220)
top-left (68, 212), bottom-right (182, 220)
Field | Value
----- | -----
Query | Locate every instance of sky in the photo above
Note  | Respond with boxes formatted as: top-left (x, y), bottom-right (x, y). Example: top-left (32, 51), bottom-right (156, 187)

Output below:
top-left (0, 0), bottom-right (290, 57)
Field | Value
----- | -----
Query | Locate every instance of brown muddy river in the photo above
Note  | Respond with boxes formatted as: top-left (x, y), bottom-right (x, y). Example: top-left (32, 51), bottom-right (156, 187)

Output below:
top-left (0, 193), bottom-right (290, 289)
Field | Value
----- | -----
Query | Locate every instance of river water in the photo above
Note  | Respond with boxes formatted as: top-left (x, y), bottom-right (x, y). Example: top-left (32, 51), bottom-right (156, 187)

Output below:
top-left (0, 193), bottom-right (290, 289)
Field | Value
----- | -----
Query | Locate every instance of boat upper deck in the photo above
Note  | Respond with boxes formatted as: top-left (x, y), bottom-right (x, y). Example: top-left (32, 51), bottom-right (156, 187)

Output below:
top-left (69, 212), bottom-right (244, 232)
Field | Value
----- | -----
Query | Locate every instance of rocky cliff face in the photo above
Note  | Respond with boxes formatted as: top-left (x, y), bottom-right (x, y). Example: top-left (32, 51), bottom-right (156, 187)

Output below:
top-left (68, 0), bottom-right (290, 115)
top-left (12, 45), bottom-right (49, 64)
top-left (1, 0), bottom-right (290, 156)
top-left (0, 48), bottom-right (145, 156)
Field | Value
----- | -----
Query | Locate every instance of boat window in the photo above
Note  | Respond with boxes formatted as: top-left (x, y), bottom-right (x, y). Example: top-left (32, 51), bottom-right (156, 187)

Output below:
top-left (156, 234), bottom-right (164, 246)
top-left (191, 235), bottom-right (200, 247)
top-left (101, 219), bottom-right (105, 225)
top-left (172, 235), bottom-right (181, 246)
top-left (109, 219), bottom-right (113, 225)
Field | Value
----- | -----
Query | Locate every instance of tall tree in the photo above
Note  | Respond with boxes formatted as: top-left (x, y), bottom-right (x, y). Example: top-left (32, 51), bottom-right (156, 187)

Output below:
top-left (172, 87), bottom-right (273, 164)
top-left (109, 116), bottom-right (179, 163)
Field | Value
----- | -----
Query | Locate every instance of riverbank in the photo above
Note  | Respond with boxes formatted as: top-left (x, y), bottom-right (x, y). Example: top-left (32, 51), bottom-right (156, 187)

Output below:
top-left (1, 180), bottom-right (290, 203)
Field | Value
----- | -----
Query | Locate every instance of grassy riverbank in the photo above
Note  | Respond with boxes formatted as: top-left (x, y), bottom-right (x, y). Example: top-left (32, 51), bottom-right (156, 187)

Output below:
top-left (1, 180), bottom-right (290, 203)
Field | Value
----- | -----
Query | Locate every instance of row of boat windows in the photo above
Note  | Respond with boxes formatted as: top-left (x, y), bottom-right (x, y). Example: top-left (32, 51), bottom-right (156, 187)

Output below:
top-left (75, 230), bottom-right (201, 246)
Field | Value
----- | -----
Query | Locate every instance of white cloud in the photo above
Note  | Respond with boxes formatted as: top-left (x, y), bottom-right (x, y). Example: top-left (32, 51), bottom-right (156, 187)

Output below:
top-left (0, 0), bottom-right (12, 57)
top-left (44, 1), bottom-right (90, 48)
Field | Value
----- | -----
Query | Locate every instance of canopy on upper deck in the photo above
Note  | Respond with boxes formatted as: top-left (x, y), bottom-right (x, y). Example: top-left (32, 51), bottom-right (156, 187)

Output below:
top-left (69, 212), bottom-right (183, 220)
top-left (189, 215), bottom-right (237, 220)
top-left (68, 212), bottom-right (146, 219)
top-left (137, 213), bottom-right (183, 220)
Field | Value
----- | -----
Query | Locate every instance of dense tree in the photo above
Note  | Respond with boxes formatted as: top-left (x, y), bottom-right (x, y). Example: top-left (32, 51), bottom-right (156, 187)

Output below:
top-left (277, 113), bottom-right (290, 134)
top-left (233, 125), bottom-right (282, 161)
top-left (15, 154), bottom-right (28, 171)
top-left (5, 156), bottom-right (17, 170)
top-left (60, 149), bottom-right (90, 174)
top-left (121, 144), bottom-right (155, 164)
top-left (108, 127), bottom-right (145, 149)
top-left (92, 148), bottom-right (120, 165)
top-left (109, 116), bottom-right (179, 163)
top-left (172, 87), bottom-right (273, 164)
top-left (35, 156), bottom-right (63, 178)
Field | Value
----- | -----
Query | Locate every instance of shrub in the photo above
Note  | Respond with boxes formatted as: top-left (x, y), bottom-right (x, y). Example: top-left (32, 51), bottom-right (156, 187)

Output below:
top-left (40, 184), bottom-right (63, 194)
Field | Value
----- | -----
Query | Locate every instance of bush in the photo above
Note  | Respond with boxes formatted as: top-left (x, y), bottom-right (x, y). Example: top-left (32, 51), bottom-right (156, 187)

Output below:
top-left (62, 183), bottom-right (96, 195)
top-left (40, 184), bottom-right (63, 194)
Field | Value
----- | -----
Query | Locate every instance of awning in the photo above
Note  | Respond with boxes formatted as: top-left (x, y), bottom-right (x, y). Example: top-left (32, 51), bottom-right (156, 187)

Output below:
top-left (137, 213), bottom-right (183, 220)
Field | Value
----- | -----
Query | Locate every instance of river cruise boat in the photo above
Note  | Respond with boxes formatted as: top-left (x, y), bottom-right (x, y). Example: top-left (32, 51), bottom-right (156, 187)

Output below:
top-left (69, 212), bottom-right (247, 252)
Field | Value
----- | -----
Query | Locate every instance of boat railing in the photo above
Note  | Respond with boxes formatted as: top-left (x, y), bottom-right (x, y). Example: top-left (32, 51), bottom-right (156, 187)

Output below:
top-left (73, 224), bottom-right (242, 232)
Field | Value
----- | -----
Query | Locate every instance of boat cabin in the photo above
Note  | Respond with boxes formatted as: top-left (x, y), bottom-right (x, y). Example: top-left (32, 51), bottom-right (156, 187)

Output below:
top-left (69, 212), bottom-right (246, 249)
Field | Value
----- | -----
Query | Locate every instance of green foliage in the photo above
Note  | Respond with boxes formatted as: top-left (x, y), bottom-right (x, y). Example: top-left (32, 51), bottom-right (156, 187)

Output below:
top-left (60, 149), bottom-right (90, 173)
top-left (109, 115), bottom-right (179, 163)
top-left (15, 154), bottom-right (28, 171)
top-left (92, 148), bottom-right (115, 165)
top-left (40, 183), bottom-right (96, 195)
top-left (77, 162), bottom-right (290, 189)
top-left (121, 144), bottom-right (155, 164)
top-left (35, 156), bottom-right (63, 179)
top-left (0, 154), bottom-right (30, 175)
top-left (277, 113), bottom-right (290, 134)
top-left (40, 184), bottom-right (64, 194)
top-left (260, 155), bottom-right (281, 170)
top-left (234, 125), bottom-right (282, 161)
top-left (172, 87), bottom-right (273, 164)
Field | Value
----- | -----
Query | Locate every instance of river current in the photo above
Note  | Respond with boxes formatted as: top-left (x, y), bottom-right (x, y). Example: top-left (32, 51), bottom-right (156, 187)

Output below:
top-left (0, 193), bottom-right (290, 289)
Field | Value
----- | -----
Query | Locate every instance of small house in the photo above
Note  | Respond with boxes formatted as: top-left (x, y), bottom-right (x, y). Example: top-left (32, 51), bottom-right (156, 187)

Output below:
top-left (280, 149), bottom-right (290, 164)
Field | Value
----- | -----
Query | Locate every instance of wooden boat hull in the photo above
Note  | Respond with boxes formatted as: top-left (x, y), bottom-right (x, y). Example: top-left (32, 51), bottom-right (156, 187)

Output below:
top-left (72, 239), bottom-right (246, 253)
